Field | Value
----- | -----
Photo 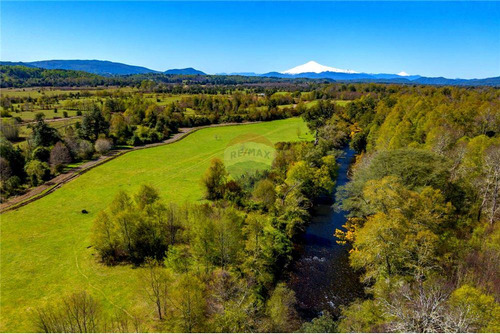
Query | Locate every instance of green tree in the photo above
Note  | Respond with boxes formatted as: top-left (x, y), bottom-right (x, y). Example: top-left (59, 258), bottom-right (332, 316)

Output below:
top-left (30, 113), bottom-right (60, 147)
top-left (349, 177), bottom-right (453, 282)
top-left (201, 158), bottom-right (228, 200)
top-left (302, 100), bottom-right (335, 145)
top-left (300, 311), bottom-right (336, 333)
top-left (78, 108), bottom-right (109, 142)
top-left (25, 160), bottom-right (50, 186)
top-left (170, 273), bottom-right (207, 332)
top-left (264, 283), bottom-right (299, 332)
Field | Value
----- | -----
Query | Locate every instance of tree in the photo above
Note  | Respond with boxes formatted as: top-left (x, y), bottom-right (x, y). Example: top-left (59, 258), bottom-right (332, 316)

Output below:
top-left (212, 208), bottom-right (244, 269)
top-left (92, 186), bottom-right (180, 264)
top-left (302, 100), bottom-right (335, 145)
top-left (264, 283), bottom-right (299, 332)
top-left (30, 113), bottom-right (60, 147)
top-left (447, 284), bottom-right (500, 332)
top-left (0, 138), bottom-right (25, 181)
top-left (300, 311), bottom-right (336, 333)
top-left (109, 113), bottom-right (130, 144)
top-left (170, 273), bottom-right (207, 332)
top-left (477, 143), bottom-right (500, 225)
top-left (252, 179), bottom-right (276, 211)
top-left (49, 142), bottom-right (72, 171)
top-left (202, 158), bottom-right (228, 200)
top-left (25, 160), bottom-right (50, 186)
top-left (349, 177), bottom-right (453, 282)
top-left (34, 291), bottom-right (101, 333)
top-left (338, 148), bottom-right (451, 218)
top-left (337, 299), bottom-right (385, 333)
top-left (78, 108), bottom-right (109, 142)
top-left (134, 184), bottom-right (160, 210)
top-left (142, 259), bottom-right (170, 320)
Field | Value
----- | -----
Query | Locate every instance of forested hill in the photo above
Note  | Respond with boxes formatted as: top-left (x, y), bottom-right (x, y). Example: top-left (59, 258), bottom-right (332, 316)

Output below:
top-left (1, 64), bottom-right (500, 88)
top-left (0, 65), bottom-right (316, 88)
top-left (0, 60), bottom-right (158, 76)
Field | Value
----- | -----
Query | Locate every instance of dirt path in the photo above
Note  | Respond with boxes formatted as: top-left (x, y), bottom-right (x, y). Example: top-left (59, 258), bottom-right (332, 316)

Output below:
top-left (0, 122), bottom-right (257, 213)
top-left (21, 115), bottom-right (82, 125)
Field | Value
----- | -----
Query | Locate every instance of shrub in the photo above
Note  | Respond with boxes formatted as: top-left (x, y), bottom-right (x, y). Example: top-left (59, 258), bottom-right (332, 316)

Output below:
top-left (63, 111), bottom-right (68, 118)
top-left (94, 138), bottom-right (112, 155)
top-left (77, 140), bottom-right (94, 160)
top-left (76, 110), bottom-right (82, 116)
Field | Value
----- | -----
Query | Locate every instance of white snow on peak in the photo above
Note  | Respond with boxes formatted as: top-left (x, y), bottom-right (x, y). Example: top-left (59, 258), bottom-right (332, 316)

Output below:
top-left (398, 71), bottom-right (410, 76)
top-left (282, 61), bottom-right (358, 74)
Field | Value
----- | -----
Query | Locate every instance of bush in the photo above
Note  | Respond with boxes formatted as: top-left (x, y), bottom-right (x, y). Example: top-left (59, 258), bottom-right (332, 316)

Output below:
top-left (76, 110), bottom-right (82, 116)
top-left (94, 138), bottom-right (112, 155)
top-left (77, 140), bottom-right (94, 160)
top-left (63, 111), bottom-right (68, 118)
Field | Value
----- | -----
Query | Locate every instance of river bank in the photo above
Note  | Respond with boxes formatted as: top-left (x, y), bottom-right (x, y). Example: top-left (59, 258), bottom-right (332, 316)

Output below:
top-left (289, 146), bottom-right (365, 320)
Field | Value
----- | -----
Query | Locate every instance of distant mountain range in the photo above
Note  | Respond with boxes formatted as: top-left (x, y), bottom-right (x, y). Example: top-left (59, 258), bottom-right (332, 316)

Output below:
top-left (1, 59), bottom-right (498, 86)
top-left (0, 60), bottom-right (206, 76)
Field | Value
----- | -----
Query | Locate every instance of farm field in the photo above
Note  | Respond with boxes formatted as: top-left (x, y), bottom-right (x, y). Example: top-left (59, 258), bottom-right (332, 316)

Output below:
top-left (0, 117), bottom-right (312, 332)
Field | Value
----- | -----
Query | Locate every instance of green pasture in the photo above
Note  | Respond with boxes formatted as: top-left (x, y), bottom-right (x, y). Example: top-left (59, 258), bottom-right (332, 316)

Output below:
top-left (0, 118), bottom-right (312, 332)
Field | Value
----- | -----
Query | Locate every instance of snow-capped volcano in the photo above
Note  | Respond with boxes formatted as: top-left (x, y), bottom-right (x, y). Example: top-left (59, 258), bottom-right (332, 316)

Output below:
top-left (282, 61), bottom-right (358, 74)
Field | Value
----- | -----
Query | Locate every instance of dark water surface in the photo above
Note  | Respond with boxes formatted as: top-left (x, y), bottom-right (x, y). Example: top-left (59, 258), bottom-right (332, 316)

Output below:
top-left (289, 147), bottom-right (365, 320)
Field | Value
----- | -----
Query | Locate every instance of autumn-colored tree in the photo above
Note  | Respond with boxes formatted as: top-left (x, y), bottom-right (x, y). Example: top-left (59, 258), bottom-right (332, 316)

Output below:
top-left (49, 141), bottom-right (72, 171)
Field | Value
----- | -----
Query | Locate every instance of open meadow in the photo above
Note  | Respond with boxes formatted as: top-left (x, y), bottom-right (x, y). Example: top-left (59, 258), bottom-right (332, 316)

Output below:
top-left (0, 118), bottom-right (312, 332)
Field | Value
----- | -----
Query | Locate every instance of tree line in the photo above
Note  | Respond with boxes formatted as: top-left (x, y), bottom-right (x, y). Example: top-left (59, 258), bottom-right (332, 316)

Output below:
top-left (333, 85), bottom-right (499, 332)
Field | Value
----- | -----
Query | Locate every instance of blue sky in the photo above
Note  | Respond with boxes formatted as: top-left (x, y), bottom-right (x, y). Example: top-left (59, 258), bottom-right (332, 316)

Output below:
top-left (1, 1), bottom-right (499, 78)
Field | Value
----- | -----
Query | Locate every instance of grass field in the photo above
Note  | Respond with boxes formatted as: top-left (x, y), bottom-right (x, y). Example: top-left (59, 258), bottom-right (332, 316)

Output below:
top-left (0, 118), bottom-right (312, 332)
top-left (0, 87), bottom-right (137, 98)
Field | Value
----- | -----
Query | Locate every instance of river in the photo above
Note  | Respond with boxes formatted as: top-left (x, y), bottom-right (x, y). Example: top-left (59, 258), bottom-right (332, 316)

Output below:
top-left (289, 146), bottom-right (365, 320)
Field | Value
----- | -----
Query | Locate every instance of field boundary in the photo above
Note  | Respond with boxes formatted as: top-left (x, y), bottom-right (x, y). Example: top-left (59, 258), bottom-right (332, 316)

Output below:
top-left (0, 121), bottom-right (260, 213)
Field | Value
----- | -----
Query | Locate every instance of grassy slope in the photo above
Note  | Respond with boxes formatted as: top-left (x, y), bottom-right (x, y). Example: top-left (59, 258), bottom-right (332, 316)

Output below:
top-left (0, 118), bottom-right (312, 332)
